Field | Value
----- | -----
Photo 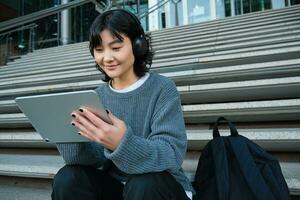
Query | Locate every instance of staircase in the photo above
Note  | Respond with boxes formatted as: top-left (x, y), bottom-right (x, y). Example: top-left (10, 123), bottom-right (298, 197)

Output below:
top-left (0, 5), bottom-right (300, 199)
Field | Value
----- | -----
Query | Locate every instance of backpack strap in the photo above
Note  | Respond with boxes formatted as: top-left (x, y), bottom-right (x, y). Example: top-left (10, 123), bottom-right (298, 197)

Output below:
top-left (213, 117), bottom-right (239, 138)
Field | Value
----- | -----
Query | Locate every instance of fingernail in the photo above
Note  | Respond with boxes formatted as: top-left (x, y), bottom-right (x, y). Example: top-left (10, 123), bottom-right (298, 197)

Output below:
top-left (79, 108), bottom-right (84, 112)
top-left (106, 109), bottom-right (109, 114)
top-left (71, 122), bottom-right (75, 126)
top-left (78, 132), bottom-right (81, 135)
top-left (71, 114), bottom-right (76, 118)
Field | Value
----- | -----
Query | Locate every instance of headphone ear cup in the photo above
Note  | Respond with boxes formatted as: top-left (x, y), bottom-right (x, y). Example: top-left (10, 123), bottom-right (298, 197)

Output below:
top-left (133, 36), bottom-right (148, 57)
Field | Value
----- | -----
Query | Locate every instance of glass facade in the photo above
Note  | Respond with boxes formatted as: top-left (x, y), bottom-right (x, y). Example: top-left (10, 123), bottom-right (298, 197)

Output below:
top-left (0, 0), bottom-right (100, 60)
top-left (234, 0), bottom-right (272, 15)
top-left (188, 0), bottom-right (211, 23)
top-left (110, 0), bottom-right (149, 31)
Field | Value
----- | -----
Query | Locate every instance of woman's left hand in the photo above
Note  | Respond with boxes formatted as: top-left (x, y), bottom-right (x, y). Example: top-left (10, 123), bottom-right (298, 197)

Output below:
top-left (71, 107), bottom-right (127, 151)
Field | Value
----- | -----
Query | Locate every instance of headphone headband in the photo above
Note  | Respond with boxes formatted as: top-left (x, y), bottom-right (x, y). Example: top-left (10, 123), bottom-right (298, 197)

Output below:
top-left (104, 9), bottom-right (145, 36)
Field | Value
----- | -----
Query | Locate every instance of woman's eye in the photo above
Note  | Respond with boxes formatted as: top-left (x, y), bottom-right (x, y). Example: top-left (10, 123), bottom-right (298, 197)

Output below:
top-left (112, 47), bottom-right (121, 51)
top-left (95, 48), bottom-right (103, 52)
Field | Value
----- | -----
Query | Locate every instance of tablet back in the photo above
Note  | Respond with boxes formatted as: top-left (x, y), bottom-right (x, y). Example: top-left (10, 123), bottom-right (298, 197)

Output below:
top-left (15, 90), bottom-right (108, 143)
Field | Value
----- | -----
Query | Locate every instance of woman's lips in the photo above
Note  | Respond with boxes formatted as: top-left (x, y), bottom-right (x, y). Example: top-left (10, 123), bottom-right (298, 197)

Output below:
top-left (105, 65), bottom-right (118, 70)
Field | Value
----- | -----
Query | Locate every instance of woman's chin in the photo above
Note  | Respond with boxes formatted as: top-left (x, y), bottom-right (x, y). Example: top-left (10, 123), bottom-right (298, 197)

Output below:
top-left (105, 71), bottom-right (119, 79)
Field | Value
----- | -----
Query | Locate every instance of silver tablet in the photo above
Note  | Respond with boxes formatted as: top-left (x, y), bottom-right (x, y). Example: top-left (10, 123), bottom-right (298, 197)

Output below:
top-left (15, 90), bottom-right (111, 143)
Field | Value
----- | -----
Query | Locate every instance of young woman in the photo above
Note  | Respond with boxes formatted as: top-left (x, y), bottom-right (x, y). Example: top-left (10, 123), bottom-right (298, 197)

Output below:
top-left (52, 9), bottom-right (194, 200)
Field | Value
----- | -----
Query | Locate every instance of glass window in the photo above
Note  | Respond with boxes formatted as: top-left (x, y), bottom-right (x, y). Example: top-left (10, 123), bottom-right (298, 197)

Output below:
top-left (138, 0), bottom-right (149, 31)
top-left (291, 0), bottom-right (300, 5)
top-left (216, 0), bottom-right (225, 19)
top-left (234, 0), bottom-right (272, 15)
top-left (170, 0), bottom-right (183, 27)
top-left (235, 0), bottom-right (242, 15)
top-left (272, 0), bottom-right (285, 9)
top-left (188, 0), bottom-right (211, 24)
top-left (224, 0), bottom-right (232, 16)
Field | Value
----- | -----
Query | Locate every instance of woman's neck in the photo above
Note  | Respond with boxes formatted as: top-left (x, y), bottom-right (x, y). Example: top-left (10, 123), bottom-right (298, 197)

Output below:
top-left (111, 73), bottom-right (139, 90)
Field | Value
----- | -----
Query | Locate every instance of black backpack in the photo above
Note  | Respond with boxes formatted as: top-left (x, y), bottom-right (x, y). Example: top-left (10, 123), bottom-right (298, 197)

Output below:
top-left (192, 117), bottom-right (290, 200)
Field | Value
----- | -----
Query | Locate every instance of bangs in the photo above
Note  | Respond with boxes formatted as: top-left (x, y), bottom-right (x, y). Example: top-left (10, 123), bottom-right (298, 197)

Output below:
top-left (89, 24), bottom-right (124, 56)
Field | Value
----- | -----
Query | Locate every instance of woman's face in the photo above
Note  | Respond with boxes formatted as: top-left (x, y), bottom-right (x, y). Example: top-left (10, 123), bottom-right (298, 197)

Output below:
top-left (93, 29), bottom-right (136, 82)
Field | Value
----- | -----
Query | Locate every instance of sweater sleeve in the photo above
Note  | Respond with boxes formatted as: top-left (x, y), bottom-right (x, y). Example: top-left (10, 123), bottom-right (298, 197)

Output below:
top-left (56, 142), bottom-right (107, 168)
top-left (104, 81), bottom-right (187, 174)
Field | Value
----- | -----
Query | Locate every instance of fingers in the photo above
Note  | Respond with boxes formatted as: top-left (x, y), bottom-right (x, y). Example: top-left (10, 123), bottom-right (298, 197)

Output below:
top-left (80, 107), bottom-right (109, 129)
top-left (70, 107), bottom-right (110, 143)
top-left (70, 107), bottom-right (126, 150)
top-left (71, 114), bottom-right (105, 143)
top-left (71, 111), bottom-right (98, 134)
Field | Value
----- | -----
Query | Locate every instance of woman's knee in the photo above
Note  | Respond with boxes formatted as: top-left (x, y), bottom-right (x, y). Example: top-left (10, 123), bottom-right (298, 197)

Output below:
top-left (124, 172), bottom-right (169, 196)
top-left (123, 171), bottom-right (188, 200)
top-left (52, 165), bottom-right (87, 191)
top-left (126, 172), bottom-right (162, 189)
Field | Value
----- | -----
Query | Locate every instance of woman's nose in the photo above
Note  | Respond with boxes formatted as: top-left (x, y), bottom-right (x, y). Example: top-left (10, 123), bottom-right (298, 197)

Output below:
top-left (103, 51), bottom-right (114, 62)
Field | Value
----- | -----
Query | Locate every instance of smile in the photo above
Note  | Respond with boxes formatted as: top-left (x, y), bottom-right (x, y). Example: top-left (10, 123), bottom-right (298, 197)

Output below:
top-left (105, 65), bottom-right (118, 70)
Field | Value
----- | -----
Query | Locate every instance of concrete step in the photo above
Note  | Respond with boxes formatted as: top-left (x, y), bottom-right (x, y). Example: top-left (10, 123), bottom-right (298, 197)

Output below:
top-left (1, 99), bottom-right (299, 128)
top-left (14, 16), bottom-right (299, 65)
top-left (154, 21), bottom-right (300, 50)
top-left (165, 58), bottom-right (300, 85)
top-left (0, 129), bottom-right (54, 148)
top-left (20, 41), bottom-right (89, 57)
top-left (5, 48), bottom-right (91, 68)
top-left (0, 176), bottom-right (52, 200)
top-left (0, 148), bottom-right (298, 195)
top-left (0, 100), bottom-right (17, 113)
top-left (182, 98), bottom-right (300, 123)
top-left (8, 17), bottom-right (300, 67)
top-left (0, 149), bottom-right (63, 179)
top-left (178, 76), bottom-right (300, 103)
top-left (5, 25), bottom-right (299, 72)
top-left (0, 57), bottom-right (93, 75)
top-left (154, 35), bottom-right (300, 60)
top-left (151, 5), bottom-right (300, 37)
top-left (152, 13), bottom-right (300, 45)
top-left (0, 80), bottom-right (100, 99)
top-left (1, 126), bottom-right (299, 151)
top-left (1, 76), bottom-right (299, 112)
top-left (0, 67), bottom-right (102, 90)
top-left (152, 43), bottom-right (300, 72)
top-left (3, 42), bottom-right (299, 79)
top-left (186, 126), bottom-right (300, 151)
top-left (1, 58), bottom-right (300, 91)
top-left (155, 29), bottom-right (300, 55)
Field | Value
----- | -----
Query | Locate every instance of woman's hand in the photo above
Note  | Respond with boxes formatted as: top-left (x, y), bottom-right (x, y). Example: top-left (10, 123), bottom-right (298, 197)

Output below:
top-left (71, 107), bottom-right (126, 151)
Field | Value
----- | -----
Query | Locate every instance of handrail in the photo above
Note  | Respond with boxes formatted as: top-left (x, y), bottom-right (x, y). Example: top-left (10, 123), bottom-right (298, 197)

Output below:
top-left (0, 23), bottom-right (38, 37)
top-left (0, 0), bottom-right (110, 33)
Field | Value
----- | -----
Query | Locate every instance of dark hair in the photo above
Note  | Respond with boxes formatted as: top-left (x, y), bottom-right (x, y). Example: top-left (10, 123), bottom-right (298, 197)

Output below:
top-left (89, 9), bottom-right (154, 82)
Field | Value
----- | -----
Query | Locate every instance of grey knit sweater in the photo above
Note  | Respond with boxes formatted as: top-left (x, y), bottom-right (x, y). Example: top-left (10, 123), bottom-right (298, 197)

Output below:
top-left (56, 73), bottom-right (194, 193)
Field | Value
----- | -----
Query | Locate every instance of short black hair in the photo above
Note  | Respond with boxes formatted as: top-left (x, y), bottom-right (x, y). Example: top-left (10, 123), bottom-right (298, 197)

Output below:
top-left (89, 9), bottom-right (154, 82)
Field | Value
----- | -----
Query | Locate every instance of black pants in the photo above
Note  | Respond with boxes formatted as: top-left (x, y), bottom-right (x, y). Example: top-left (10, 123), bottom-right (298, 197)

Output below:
top-left (51, 165), bottom-right (190, 200)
